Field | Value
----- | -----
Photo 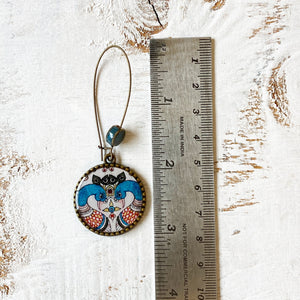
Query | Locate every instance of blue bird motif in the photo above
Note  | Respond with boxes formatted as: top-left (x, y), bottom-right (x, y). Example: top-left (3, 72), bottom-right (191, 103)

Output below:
top-left (115, 180), bottom-right (143, 228)
top-left (77, 184), bottom-right (106, 206)
top-left (77, 180), bottom-right (143, 232)
top-left (115, 180), bottom-right (142, 201)
top-left (77, 184), bottom-right (108, 231)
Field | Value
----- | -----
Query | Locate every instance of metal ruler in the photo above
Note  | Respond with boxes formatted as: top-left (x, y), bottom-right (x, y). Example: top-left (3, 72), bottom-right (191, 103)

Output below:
top-left (150, 38), bottom-right (217, 300)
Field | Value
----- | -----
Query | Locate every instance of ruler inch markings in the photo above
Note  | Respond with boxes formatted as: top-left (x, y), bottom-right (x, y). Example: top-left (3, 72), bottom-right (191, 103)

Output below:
top-left (151, 37), bottom-right (217, 300)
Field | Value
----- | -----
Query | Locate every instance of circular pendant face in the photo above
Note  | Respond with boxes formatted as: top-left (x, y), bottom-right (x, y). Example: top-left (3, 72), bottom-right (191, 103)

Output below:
top-left (74, 164), bottom-right (146, 236)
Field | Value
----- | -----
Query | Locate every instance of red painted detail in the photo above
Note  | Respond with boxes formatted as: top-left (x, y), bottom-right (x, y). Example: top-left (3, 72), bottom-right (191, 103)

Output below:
top-left (84, 210), bottom-right (103, 228)
top-left (122, 206), bottom-right (140, 224)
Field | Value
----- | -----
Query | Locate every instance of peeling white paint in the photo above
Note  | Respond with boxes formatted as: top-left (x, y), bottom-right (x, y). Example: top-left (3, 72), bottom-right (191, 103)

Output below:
top-left (0, 0), bottom-right (299, 299)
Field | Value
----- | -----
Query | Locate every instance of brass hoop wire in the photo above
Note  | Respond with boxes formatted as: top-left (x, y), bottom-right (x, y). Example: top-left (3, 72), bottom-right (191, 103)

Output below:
top-left (93, 45), bottom-right (132, 163)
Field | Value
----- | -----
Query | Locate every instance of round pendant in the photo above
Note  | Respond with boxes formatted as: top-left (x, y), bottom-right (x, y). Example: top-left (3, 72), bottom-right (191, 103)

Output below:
top-left (74, 163), bottom-right (146, 236)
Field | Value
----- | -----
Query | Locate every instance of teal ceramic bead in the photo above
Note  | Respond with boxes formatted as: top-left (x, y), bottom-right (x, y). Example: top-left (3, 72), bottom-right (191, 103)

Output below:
top-left (106, 125), bottom-right (125, 146)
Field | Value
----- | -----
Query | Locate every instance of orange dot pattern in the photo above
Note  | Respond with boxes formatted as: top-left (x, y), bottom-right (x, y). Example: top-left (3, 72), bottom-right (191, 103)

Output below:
top-left (84, 210), bottom-right (103, 228)
top-left (122, 206), bottom-right (140, 224)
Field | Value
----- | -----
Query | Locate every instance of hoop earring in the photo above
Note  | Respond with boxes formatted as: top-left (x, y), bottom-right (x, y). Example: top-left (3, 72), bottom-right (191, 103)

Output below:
top-left (73, 45), bottom-right (146, 236)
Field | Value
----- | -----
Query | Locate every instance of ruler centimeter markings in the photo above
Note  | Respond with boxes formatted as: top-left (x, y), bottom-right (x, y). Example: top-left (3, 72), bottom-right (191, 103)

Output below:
top-left (150, 38), bottom-right (217, 300)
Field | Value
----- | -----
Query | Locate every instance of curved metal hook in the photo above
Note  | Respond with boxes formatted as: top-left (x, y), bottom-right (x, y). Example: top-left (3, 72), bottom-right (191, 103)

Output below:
top-left (93, 45), bottom-right (132, 161)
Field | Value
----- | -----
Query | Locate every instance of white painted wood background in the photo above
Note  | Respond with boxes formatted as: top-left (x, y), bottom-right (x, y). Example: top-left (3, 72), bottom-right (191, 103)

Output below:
top-left (1, 0), bottom-right (299, 299)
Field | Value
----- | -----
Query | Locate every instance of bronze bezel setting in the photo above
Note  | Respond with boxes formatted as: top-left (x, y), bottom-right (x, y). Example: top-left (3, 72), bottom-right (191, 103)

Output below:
top-left (74, 163), bottom-right (146, 236)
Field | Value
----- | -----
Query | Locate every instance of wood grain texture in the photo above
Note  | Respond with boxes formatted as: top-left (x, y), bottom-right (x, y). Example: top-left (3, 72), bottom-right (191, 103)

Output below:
top-left (204, 0), bottom-right (226, 11)
top-left (0, 0), bottom-right (299, 299)
top-left (268, 58), bottom-right (291, 126)
top-left (86, 0), bottom-right (169, 52)
top-left (0, 128), bottom-right (42, 296)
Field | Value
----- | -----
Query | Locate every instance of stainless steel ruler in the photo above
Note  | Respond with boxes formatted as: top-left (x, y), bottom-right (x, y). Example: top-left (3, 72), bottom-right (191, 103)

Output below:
top-left (150, 38), bottom-right (217, 300)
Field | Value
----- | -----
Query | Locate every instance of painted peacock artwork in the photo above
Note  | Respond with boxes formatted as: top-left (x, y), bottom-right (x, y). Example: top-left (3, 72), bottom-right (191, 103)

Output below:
top-left (75, 166), bottom-right (145, 234)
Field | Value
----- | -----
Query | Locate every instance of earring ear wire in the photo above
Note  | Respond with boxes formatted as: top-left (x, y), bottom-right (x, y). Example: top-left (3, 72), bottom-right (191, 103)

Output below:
top-left (93, 45), bottom-right (132, 162)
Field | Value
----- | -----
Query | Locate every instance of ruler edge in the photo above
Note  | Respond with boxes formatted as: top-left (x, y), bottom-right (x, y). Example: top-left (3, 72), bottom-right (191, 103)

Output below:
top-left (150, 37), bottom-right (219, 300)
